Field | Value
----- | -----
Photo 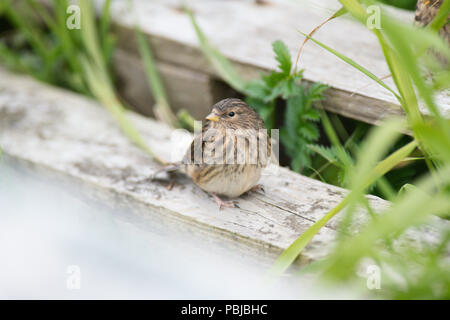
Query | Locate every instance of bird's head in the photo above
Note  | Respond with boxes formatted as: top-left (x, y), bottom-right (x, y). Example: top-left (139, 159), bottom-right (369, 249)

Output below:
top-left (205, 98), bottom-right (264, 130)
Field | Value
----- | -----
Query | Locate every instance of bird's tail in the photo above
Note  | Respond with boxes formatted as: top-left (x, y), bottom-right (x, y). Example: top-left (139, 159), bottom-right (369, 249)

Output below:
top-left (150, 162), bottom-right (183, 180)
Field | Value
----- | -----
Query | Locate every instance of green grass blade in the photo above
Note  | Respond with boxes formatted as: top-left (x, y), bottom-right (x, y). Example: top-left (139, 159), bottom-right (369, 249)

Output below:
top-left (177, 109), bottom-right (196, 131)
top-left (99, 0), bottom-right (115, 67)
top-left (77, 0), bottom-right (166, 165)
top-left (79, 0), bottom-right (107, 73)
top-left (336, 0), bottom-right (442, 175)
top-left (268, 120), bottom-right (417, 276)
top-left (29, 0), bottom-right (86, 93)
top-left (293, 6), bottom-right (347, 73)
top-left (339, 0), bottom-right (367, 20)
top-left (80, 57), bottom-right (167, 166)
top-left (3, 0), bottom-right (53, 77)
top-left (429, 0), bottom-right (450, 31)
top-left (382, 18), bottom-right (447, 120)
top-left (323, 165), bottom-right (450, 280)
top-left (319, 107), bottom-right (353, 168)
top-left (135, 28), bottom-right (178, 127)
top-left (186, 7), bottom-right (249, 95)
top-left (298, 31), bottom-right (401, 102)
top-left (100, 0), bottom-right (112, 44)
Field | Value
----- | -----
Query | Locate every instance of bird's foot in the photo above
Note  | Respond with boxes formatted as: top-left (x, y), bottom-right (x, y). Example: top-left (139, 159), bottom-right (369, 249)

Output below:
top-left (211, 193), bottom-right (239, 210)
top-left (248, 184), bottom-right (265, 194)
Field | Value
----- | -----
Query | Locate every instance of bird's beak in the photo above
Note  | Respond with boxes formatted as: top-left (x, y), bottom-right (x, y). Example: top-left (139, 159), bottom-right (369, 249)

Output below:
top-left (206, 113), bottom-right (219, 122)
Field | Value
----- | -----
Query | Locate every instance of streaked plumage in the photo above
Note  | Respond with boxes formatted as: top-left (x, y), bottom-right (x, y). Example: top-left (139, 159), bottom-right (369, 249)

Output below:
top-left (182, 98), bottom-right (270, 208)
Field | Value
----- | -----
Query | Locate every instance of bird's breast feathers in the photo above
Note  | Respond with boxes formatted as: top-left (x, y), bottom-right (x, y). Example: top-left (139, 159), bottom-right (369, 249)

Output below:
top-left (188, 164), bottom-right (262, 198)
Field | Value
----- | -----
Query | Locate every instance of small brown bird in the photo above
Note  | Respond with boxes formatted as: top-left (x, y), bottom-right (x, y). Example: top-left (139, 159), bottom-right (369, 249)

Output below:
top-left (157, 98), bottom-right (270, 209)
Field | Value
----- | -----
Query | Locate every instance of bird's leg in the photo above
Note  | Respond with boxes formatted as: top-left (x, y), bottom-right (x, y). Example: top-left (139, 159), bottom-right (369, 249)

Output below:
top-left (248, 184), bottom-right (265, 194)
top-left (211, 193), bottom-right (238, 210)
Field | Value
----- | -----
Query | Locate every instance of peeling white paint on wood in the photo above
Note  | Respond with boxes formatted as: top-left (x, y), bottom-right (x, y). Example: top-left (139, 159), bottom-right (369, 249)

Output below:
top-left (0, 67), bottom-right (447, 265)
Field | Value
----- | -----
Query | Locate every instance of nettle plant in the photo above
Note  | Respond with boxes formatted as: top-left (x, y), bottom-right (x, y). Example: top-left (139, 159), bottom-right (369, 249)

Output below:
top-left (245, 41), bottom-right (328, 172)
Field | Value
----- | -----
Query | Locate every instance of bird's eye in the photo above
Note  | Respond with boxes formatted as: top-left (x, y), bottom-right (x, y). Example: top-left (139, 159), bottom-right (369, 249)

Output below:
top-left (228, 111), bottom-right (235, 117)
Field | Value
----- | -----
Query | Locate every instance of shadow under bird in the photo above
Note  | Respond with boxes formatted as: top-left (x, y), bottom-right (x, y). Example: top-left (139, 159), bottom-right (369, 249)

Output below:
top-left (153, 98), bottom-right (271, 210)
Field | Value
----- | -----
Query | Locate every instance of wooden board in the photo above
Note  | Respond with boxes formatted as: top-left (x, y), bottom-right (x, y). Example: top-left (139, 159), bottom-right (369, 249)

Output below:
top-left (0, 67), bottom-right (447, 266)
top-left (107, 0), bottom-right (449, 124)
top-left (113, 49), bottom-right (235, 119)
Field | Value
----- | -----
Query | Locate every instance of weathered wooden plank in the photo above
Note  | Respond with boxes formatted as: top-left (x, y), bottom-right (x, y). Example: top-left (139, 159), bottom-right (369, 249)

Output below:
top-left (108, 0), bottom-right (449, 123)
top-left (113, 49), bottom-right (234, 119)
top-left (0, 67), bottom-right (447, 266)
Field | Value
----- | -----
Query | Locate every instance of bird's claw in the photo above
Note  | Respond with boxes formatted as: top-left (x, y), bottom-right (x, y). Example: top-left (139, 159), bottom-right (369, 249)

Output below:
top-left (211, 193), bottom-right (239, 210)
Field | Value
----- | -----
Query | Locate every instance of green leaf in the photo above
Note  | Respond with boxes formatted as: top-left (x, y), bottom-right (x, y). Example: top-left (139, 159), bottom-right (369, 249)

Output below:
top-left (291, 152), bottom-right (310, 172)
top-left (299, 122), bottom-right (319, 141)
top-left (262, 71), bottom-right (286, 89)
top-left (272, 40), bottom-right (292, 75)
top-left (308, 82), bottom-right (329, 100)
top-left (285, 94), bottom-right (303, 136)
top-left (263, 81), bottom-right (284, 102)
top-left (280, 128), bottom-right (296, 152)
top-left (279, 78), bottom-right (298, 99)
top-left (264, 77), bottom-right (302, 102)
top-left (303, 108), bottom-right (320, 121)
top-left (307, 144), bottom-right (339, 164)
